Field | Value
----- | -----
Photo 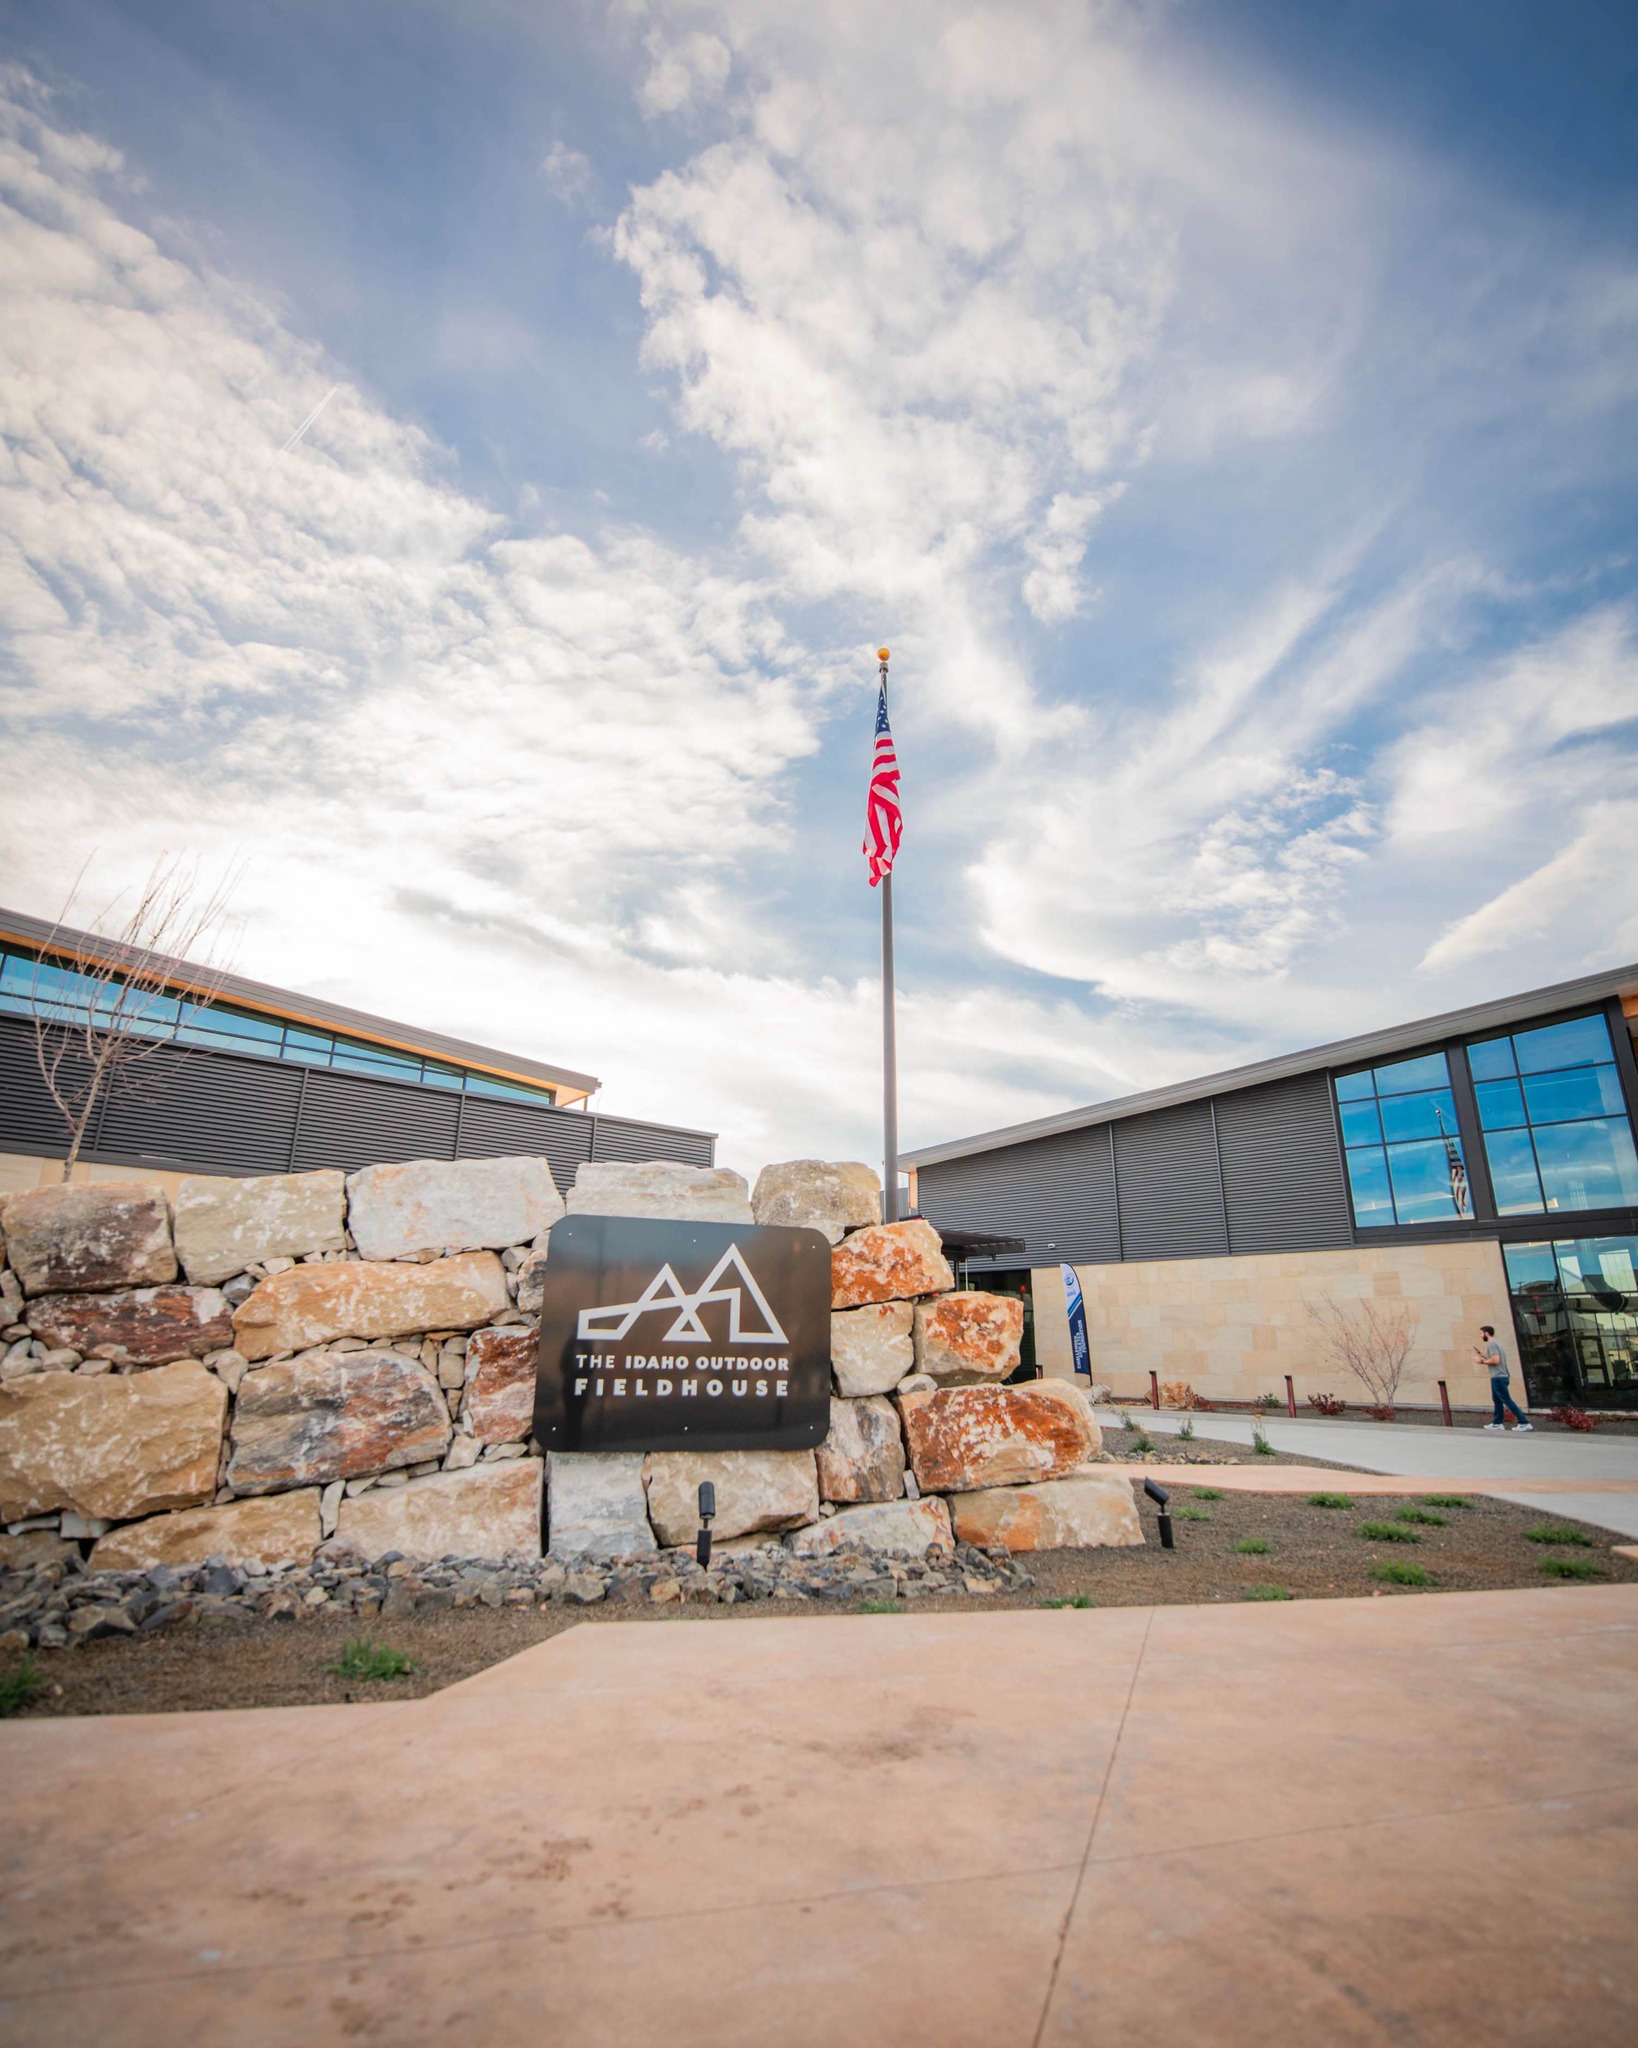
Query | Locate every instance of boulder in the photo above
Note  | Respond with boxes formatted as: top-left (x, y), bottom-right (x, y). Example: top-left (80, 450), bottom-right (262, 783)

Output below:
top-left (173, 1170), bottom-right (346, 1286)
top-left (90, 1489), bottom-right (322, 1570)
top-left (948, 1473), bottom-right (1144, 1552)
top-left (830, 1219), bottom-right (953, 1309)
top-left (898, 1381), bottom-right (1100, 1494)
top-left (0, 1361), bottom-right (226, 1521)
top-left (346, 1156), bottom-right (565, 1262)
top-left (463, 1327), bottom-right (537, 1445)
top-left (26, 1285), bottom-right (233, 1366)
top-left (232, 1253), bottom-right (509, 1359)
top-left (815, 1395), bottom-right (906, 1504)
top-left (546, 1451), bottom-right (657, 1562)
top-left (644, 1449), bottom-right (819, 1547)
top-left (227, 1348), bottom-right (452, 1493)
top-left (515, 1246), bottom-right (550, 1314)
top-left (751, 1160), bottom-right (880, 1244)
top-left (0, 1530), bottom-right (77, 1569)
top-left (830, 1301), bottom-right (914, 1397)
top-left (567, 1161), bottom-right (753, 1223)
top-left (336, 1459), bottom-right (543, 1561)
top-left (789, 1497), bottom-right (953, 1557)
top-left (913, 1292), bottom-right (1024, 1384)
top-left (2, 1184), bottom-right (176, 1297)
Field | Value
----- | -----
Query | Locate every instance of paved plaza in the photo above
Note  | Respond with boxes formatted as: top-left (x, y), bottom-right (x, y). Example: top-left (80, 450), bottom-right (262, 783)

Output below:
top-left (1116, 1408), bottom-right (1638, 1537)
top-left (3, 1587), bottom-right (1636, 2045)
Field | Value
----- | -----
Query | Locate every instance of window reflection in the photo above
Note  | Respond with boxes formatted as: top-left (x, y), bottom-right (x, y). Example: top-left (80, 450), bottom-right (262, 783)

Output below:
top-left (1504, 1235), bottom-right (1638, 1410)
top-left (1470, 1014), bottom-right (1638, 1216)
top-left (1333, 1052), bottom-right (1472, 1228)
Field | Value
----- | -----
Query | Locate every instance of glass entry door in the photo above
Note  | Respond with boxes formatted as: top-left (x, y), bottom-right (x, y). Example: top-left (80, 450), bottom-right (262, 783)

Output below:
top-left (1504, 1236), bottom-right (1638, 1408)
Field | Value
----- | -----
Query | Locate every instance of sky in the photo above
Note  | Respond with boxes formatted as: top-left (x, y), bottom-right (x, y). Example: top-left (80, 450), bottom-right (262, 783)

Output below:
top-left (1, 0), bottom-right (1636, 1182)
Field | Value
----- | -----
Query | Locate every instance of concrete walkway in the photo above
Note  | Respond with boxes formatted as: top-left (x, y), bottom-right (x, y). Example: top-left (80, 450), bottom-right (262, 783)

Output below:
top-left (3, 1591), bottom-right (1636, 2045)
top-left (1106, 1407), bottom-right (1638, 1537)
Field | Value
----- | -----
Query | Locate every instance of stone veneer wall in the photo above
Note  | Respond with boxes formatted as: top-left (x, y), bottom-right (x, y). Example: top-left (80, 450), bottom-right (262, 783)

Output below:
top-left (0, 1157), bottom-right (1142, 1574)
top-left (1032, 1240), bottom-right (1516, 1409)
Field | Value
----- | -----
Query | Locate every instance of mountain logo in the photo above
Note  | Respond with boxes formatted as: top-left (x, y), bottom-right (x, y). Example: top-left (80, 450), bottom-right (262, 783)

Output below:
top-left (577, 1243), bottom-right (789, 1346)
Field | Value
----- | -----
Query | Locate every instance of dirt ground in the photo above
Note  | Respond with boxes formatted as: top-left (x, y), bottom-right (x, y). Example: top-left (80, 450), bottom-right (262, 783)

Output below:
top-left (6, 1488), bottom-right (1634, 1720)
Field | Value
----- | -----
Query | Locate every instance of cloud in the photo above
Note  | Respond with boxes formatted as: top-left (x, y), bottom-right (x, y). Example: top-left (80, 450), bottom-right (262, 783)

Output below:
top-left (541, 140), bottom-right (594, 204)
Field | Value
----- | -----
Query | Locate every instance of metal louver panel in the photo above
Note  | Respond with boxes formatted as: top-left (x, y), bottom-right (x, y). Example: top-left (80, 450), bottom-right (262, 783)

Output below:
top-left (1113, 1102), bottom-right (1228, 1261)
top-left (0, 1015), bottom-right (84, 1152)
top-left (291, 1070), bottom-right (461, 1173)
top-left (457, 1097), bottom-right (594, 1187)
top-left (917, 1125), bottom-right (1119, 1268)
top-left (1214, 1073), bottom-right (1353, 1254)
top-left (589, 1117), bottom-right (715, 1168)
top-left (97, 1049), bottom-right (304, 1176)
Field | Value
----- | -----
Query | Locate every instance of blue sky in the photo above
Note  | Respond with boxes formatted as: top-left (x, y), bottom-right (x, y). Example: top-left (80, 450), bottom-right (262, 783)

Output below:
top-left (1, 1), bottom-right (1635, 1176)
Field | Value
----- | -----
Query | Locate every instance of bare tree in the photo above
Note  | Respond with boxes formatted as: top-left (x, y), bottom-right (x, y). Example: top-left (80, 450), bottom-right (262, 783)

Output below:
top-left (28, 858), bottom-right (238, 1183)
top-left (1305, 1294), bottom-right (1416, 1411)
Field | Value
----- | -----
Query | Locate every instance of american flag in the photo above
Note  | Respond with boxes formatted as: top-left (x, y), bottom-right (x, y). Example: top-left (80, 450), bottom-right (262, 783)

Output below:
top-left (1436, 1107), bottom-right (1470, 1217)
top-left (863, 681), bottom-right (902, 887)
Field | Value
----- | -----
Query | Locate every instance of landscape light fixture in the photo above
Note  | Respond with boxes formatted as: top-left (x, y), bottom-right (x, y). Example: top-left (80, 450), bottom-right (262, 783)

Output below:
top-left (1143, 1477), bottom-right (1175, 1550)
top-left (695, 1480), bottom-right (716, 1570)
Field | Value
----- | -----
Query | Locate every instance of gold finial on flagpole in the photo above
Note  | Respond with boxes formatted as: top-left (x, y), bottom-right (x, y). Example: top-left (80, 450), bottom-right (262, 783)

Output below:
top-left (877, 646), bottom-right (890, 664)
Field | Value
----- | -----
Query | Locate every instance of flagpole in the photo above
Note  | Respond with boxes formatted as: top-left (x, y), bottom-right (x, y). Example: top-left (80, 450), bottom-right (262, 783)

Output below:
top-left (878, 647), bottom-right (899, 1222)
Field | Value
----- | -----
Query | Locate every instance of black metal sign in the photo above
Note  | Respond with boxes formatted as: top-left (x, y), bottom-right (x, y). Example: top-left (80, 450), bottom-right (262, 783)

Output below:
top-left (532, 1216), bottom-right (832, 1452)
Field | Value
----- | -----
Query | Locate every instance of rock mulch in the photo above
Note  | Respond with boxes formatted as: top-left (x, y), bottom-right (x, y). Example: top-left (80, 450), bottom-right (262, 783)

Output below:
top-left (0, 1536), bottom-right (1029, 1655)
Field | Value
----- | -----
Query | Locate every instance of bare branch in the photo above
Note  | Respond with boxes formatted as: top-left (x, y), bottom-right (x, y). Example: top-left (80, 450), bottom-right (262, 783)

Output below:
top-left (27, 855), bottom-right (242, 1181)
top-left (1305, 1293), bottom-right (1416, 1411)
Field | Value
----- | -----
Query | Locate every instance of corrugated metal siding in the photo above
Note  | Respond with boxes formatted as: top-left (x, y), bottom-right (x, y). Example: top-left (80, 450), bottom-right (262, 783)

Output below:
top-left (1113, 1102), bottom-right (1228, 1261)
top-left (589, 1115), bottom-right (714, 1169)
top-left (1214, 1072), bottom-right (1353, 1254)
top-left (917, 1124), bottom-right (1119, 1267)
top-left (290, 1069), bottom-right (461, 1174)
top-left (0, 1012), bottom-right (712, 1183)
top-left (96, 1051), bottom-right (305, 1176)
top-left (458, 1097), bottom-right (594, 1187)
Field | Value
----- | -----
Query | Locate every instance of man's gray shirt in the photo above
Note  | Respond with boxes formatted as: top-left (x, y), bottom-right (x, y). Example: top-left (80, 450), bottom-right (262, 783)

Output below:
top-left (1482, 1340), bottom-right (1508, 1380)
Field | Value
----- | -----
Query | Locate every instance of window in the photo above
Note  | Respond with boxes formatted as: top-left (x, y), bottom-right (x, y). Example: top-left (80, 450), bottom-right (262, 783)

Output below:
top-left (0, 944), bottom-right (558, 1108)
top-left (1334, 1051), bottom-right (1473, 1228)
top-left (1469, 1014), bottom-right (1638, 1216)
top-left (1503, 1235), bottom-right (1638, 1409)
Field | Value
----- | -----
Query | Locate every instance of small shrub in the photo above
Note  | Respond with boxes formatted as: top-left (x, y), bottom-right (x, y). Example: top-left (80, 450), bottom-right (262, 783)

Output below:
top-left (1233, 1536), bottom-right (1273, 1555)
top-left (0, 1655), bottom-right (43, 1719)
top-left (1549, 1405), bottom-right (1599, 1433)
top-left (858, 1597), bottom-right (900, 1614)
top-left (1174, 1505), bottom-right (1212, 1521)
top-left (1254, 1391), bottom-right (1283, 1413)
top-left (1251, 1427), bottom-right (1276, 1457)
top-left (1243, 1584), bottom-right (1293, 1601)
top-left (1424, 1494), bottom-right (1475, 1509)
top-left (1307, 1492), bottom-right (1353, 1509)
top-left (1397, 1507), bottom-right (1447, 1527)
top-left (329, 1638), bottom-right (415, 1682)
top-left (1307, 1392), bottom-right (1348, 1417)
top-left (1358, 1521), bottom-right (1421, 1544)
top-left (1120, 1410), bottom-right (1137, 1433)
top-left (1366, 1404), bottom-right (1397, 1422)
top-left (1540, 1556), bottom-right (1607, 1580)
top-left (1191, 1487), bottom-right (1224, 1501)
top-left (1523, 1525), bottom-right (1594, 1548)
top-left (1042, 1595), bottom-right (1096, 1609)
top-left (1130, 1431), bottom-right (1155, 1455)
top-left (1193, 1396), bottom-right (1218, 1412)
top-left (1373, 1562), bottom-right (1434, 1587)
top-left (1177, 1419), bottom-right (1195, 1441)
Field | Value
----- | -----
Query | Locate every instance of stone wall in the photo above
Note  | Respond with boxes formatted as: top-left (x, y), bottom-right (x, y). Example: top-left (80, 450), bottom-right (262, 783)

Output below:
top-left (1032, 1240), bottom-right (1516, 1410)
top-left (0, 1155), bottom-right (1142, 1579)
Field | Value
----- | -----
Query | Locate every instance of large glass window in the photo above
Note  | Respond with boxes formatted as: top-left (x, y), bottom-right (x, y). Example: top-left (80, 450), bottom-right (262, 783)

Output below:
top-left (1504, 1235), bottom-right (1638, 1409)
top-left (0, 944), bottom-right (558, 1107)
top-left (1334, 1051), bottom-right (1473, 1228)
top-left (1469, 1014), bottom-right (1638, 1215)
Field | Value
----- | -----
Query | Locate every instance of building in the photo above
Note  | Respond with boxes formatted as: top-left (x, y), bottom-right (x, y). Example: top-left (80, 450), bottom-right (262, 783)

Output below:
top-left (0, 906), bottom-right (714, 1197)
top-left (906, 966), bottom-right (1638, 1413)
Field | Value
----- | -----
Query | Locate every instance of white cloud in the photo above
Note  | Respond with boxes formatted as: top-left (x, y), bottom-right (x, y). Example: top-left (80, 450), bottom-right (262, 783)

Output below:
top-left (541, 140), bottom-right (594, 204)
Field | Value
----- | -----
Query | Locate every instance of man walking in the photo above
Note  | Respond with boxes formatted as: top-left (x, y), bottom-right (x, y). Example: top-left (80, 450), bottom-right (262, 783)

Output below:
top-left (1477, 1325), bottom-right (1533, 1432)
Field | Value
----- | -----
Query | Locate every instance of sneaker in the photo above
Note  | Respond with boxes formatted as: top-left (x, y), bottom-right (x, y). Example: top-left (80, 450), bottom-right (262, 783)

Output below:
top-left (1482, 1423), bottom-right (1504, 1431)
top-left (1515, 1423), bottom-right (1534, 1433)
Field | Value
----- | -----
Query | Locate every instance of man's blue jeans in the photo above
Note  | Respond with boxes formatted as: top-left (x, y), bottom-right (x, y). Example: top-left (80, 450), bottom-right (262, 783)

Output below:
top-left (1491, 1379), bottom-right (1529, 1425)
